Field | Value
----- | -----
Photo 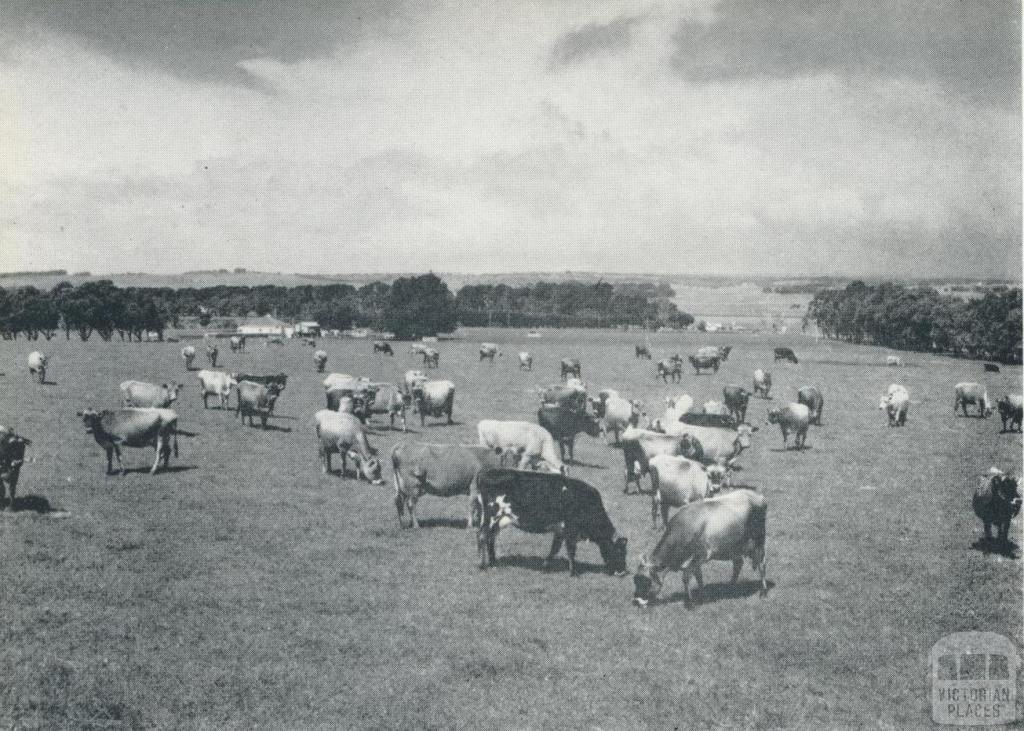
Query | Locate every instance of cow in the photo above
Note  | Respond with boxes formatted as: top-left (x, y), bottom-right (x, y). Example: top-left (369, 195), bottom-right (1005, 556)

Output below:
top-left (411, 380), bottom-right (455, 426)
top-left (633, 489), bottom-right (768, 607)
top-left (0, 427), bottom-right (30, 510)
top-left (698, 345), bottom-right (731, 362)
top-left (403, 370), bottom-right (428, 395)
top-left (409, 343), bottom-right (429, 355)
top-left (878, 384), bottom-right (910, 427)
top-left (972, 468), bottom-right (1021, 553)
top-left (479, 343), bottom-right (499, 362)
top-left (560, 358), bottom-right (582, 381)
top-left (752, 369), bottom-right (772, 399)
top-left (539, 383), bottom-right (588, 412)
top-left (373, 341), bottom-right (394, 356)
top-left (688, 354), bottom-right (719, 374)
top-left (649, 455), bottom-right (729, 529)
top-left (313, 409), bottom-right (383, 484)
top-left (229, 335), bottom-right (246, 352)
top-left (323, 372), bottom-right (363, 390)
top-left (596, 392), bottom-right (643, 445)
top-left (302, 338), bottom-right (317, 347)
top-left (422, 347), bottom-right (440, 369)
top-left (723, 385), bottom-right (751, 425)
top-left (78, 408), bottom-right (179, 475)
top-left (797, 386), bottom-right (825, 425)
top-left (767, 403), bottom-right (811, 450)
top-left (620, 426), bottom-right (705, 493)
top-left (773, 347), bottom-right (798, 364)
top-left (232, 372), bottom-right (288, 392)
top-left (653, 421), bottom-right (757, 469)
top-left (702, 401), bottom-right (730, 418)
top-left (955, 382), bottom-right (994, 418)
top-left (635, 345), bottom-right (652, 359)
top-left (476, 468), bottom-right (628, 577)
top-left (518, 352), bottom-right (533, 371)
top-left (266, 336), bottom-right (283, 346)
top-left (537, 403), bottom-right (603, 462)
top-left (206, 344), bottom-right (219, 368)
top-left (326, 383), bottom-right (375, 420)
top-left (391, 442), bottom-right (506, 528)
top-left (886, 355), bottom-right (902, 367)
top-left (997, 395), bottom-right (1023, 433)
top-left (984, 363), bottom-right (1001, 373)
top-left (313, 350), bottom-right (328, 373)
top-left (197, 370), bottom-right (237, 409)
top-left (657, 359), bottom-right (682, 383)
top-left (181, 346), bottom-right (197, 370)
top-left (477, 420), bottom-right (563, 473)
top-left (364, 383), bottom-right (411, 431)
top-left (120, 380), bottom-right (181, 409)
top-left (236, 381), bottom-right (282, 429)
top-left (27, 351), bottom-right (47, 383)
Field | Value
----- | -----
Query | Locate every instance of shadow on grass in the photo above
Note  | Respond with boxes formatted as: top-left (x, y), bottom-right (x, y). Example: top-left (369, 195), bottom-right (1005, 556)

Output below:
top-left (494, 554), bottom-right (608, 576)
top-left (811, 359), bottom-right (918, 369)
top-left (113, 465), bottom-right (198, 475)
top-left (413, 517), bottom-right (469, 529)
top-left (423, 420), bottom-right (462, 428)
top-left (971, 537), bottom-right (1020, 559)
top-left (253, 423), bottom-right (291, 433)
top-left (661, 579), bottom-right (775, 607)
top-left (3, 494), bottom-right (59, 514)
top-left (565, 460), bottom-right (607, 470)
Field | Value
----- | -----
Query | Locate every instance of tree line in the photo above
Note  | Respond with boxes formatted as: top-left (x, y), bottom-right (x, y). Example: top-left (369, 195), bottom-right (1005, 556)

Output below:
top-left (806, 281), bottom-right (1023, 363)
top-left (0, 275), bottom-right (691, 342)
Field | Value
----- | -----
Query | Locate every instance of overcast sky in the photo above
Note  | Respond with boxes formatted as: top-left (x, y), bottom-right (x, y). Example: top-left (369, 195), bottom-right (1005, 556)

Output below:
top-left (1, 0), bottom-right (1020, 278)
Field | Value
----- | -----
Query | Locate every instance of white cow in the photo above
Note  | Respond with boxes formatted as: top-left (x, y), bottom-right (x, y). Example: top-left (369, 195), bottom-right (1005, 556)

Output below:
top-left (477, 420), bottom-right (563, 473)
top-left (879, 384), bottom-right (910, 426)
top-left (649, 454), bottom-right (728, 528)
top-left (197, 370), bottom-right (237, 409)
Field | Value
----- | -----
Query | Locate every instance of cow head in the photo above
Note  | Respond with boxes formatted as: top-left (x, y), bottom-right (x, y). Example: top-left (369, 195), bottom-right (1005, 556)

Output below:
top-left (0, 429), bottom-right (30, 466)
top-left (647, 418), bottom-right (665, 433)
top-left (164, 383), bottom-right (181, 404)
top-left (348, 449), bottom-right (383, 484)
top-left (598, 533), bottom-right (628, 576)
top-left (706, 464), bottom-right (730, 492)
top-left (78, 408), bottom-right (103, 434)
top-left (981, 392), bottom-right (994, 417)
top-left (580, 411), bottom-right (603, 438)
top-left (736, 423), bottom-right (758, 446)
top-left (990, 471), bottom-right (1022, 517)
top-left (766, 408), bottom-right (781, 425)
top-left (629, 401), bottom-right (644, 426)
top-left (632, 556), bottom-right (663, 606)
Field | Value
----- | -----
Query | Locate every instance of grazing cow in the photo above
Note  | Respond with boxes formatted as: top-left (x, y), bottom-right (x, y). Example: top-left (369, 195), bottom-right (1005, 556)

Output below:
top-left (997, 395), bottom-right (1023, 433)
top-left (476, 468), bottom-right (628, 577)
top-left (797, 386), bottom-right (825, 425)
top-left (422, 347), bottom-right (440, 368)
top-left (767, 403), bottom-right (811, 450)
top-left (78, 408), bottom-right (179, 475)
top-left (0, 427), bottom-right (30, 510)
top-left (560, 358), bottom-right (582, 381)
top-left (597, 393), bottom-right (643, 445)
top-left (313, 409), bottom-right (383, 483)
top-left (391, 442), bottom-right (506, 528)
top-left (229, 335), bottom-right (246, 352)
top-left (773, 347), bottom-right (798, 364)
top-left (955, 382), bottom-right (994, 418)
top-left (206, 344), bottom-right (219, 368)
top-left (723, 385), bottom-right (751, 425)
top-left (181, 346), bottom-right (197, 370)
top-left (197, 370), bottom-right (237, 409)
top-left (688, 354), bottom-right (719, 374)
top-left (411, 380), bottom-right (455, 426)
top-left (677, 409), bottom-right (736, 430)
top-left (972, 468), bottom-right (1022, 551)
top-left (620, 427), bottom-right (705, 493)
top-left (232, 372), bottom-right (288, 391)
top-left (657, 359), bottom-right (682, 383)
top-left (649, 455), bottom-right (729, 528)
top-left (886, 355), bottom-right (902, 367)
top-left (752, 369), bottom-right (772, 399)
top-left (658, 422), bottom-right (757, 468)
top-left (479, 343), bottom-right (499, 362)
top-left (236, 381), bottom-right (282, 429)
top-left (373, 341), bottom-right (394, 356)
top-left (518, 352), bottom-right (533, 371)
top-left (633, 489), bottom-right (768, 607)
top-left (635, 345), bottom-right (652, 359)
top-left (364, 384), bottom-right (411, 431)
top-left (984, 363), bottom-right (1001, 373)
top-left (403, 370), bottom-right (428, 395)
top-left (27, 351), bottom-right (47, 383)
top-left (537, 403), bottom-right (603, 462)
top-left (313, 350), bottom-right (328, 373)
top-left (120, 380), bottom-right (181, 408)
top-left (478, 420), bottom-right (563, 473)
top-left (878, 384), bottom-right (910, 427)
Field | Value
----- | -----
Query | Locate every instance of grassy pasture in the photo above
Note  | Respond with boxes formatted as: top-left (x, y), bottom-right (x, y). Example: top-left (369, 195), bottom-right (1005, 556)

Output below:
top-left (0, 328), bottom-right (1021, 729)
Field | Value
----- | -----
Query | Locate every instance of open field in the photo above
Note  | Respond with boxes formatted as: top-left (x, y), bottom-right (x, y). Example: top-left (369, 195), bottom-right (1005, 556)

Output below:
top-left (1, 328), bottom-right (1021, 728)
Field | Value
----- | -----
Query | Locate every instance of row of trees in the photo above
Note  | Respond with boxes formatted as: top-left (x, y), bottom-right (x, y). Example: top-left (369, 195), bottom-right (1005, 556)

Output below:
top-left (0, 275), bottom-right (687, 341)
top-left (806, 282), bottom-right (1022, 363)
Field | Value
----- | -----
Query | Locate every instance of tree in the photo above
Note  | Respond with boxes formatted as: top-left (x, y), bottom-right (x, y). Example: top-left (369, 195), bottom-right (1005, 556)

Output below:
top-left (383, 274), bottom-right (457, 340)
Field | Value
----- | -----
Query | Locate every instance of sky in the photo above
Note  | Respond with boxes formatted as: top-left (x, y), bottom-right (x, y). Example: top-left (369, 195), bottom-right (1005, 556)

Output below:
top-left (0, 0), bottom-right (1020, 278)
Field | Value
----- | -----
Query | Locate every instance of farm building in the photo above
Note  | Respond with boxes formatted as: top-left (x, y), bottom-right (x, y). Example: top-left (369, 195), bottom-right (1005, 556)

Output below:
top-left (296, 321), bottom-right (321, 337)
top-left (237, 314), bottom-right (290, 337)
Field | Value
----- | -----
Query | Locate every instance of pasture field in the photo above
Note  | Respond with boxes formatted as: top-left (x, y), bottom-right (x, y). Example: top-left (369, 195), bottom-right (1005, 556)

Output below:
top-left (0, 328), bottom-right (1021, 729)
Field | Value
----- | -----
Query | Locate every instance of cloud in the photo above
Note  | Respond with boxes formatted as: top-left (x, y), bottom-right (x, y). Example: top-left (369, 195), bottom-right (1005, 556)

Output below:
top-left (671, 0), bottom-right (1021, 108)
top-left (550, 15), bottom-right (639, 68)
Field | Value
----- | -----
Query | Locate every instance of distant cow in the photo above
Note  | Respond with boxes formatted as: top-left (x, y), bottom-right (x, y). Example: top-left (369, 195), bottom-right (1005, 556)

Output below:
top-left (121, 380), bottom-right (181, 409)
top-left (0, 426), bottom-right (30, 510)
top-left (391, 442), bottom-right (505, 528)
top-left (236, 381), bottom-right (282, 429)
top-left (373, 341), bottom-right (394, 356)
top-left (364, 384), bottom-right (411, 431)
top-left (181, 346), bottom-right (197, 370)
top-left (206, 344), bottom-right (219, 368)
top-left (313, 409), bottom-right (383, 484)
top-left (232, 372), bottom-right (288, 392)
top-left (518, 352), bottom-right (533, 371)
top-left (229, 335), bottom-right (246, 352)
top-left (649, 455), bottom-right (728, 529)
top-left (596, 392), bottom-right (643, 445)
top-left (476, 468), bottom-right (628, 577)
top-left (537, 403), bottom-right (603, 462)
top-left (560, 358), bottom-right (582, 381)
top-left (972, 468), bottom-right (1021, 552)
top-left (797, 386), bottom-right (824, 425)
top-left (197, 370), bottom-right (237, 409)
top-left (698, 345), bottom-right (731, 362)
top-left (955, 382), bottom-right (993, 418)
top-left (635, 345), bottom-right (652, 359)
top-left (479, 343), bottom-right (499, 362)
top-left (422, 347), bottom-right (440, 369)
top-left (313, 350), bottom-right (328, 373)
top-left (633, 489), bottom-right (768, 607)
top-left (78, 408), bottom-right (179, 475)
top-left (752, 369), bottom-right (772, 399)
top-left (409, 343), bottom-right (429, 355)
top-left (411, 380), bottom-right (455, 426)
top-left (266, 336), bottom-right (284, 346)
top-left (27, 351), bottom-right (47, 383)
top-left (879, 384), bottom-right (910, 427)
top-left (722, 386), bottom-right (751, 425)
top-left (657, 359), bottom-right (682, 383)
top-left (984, 363), bottom-right (1001, 373)
top-left (478, 420), bottom-right (563, 473)
top-left (688, 354), bottom-right (719, 374)
top-left (997, 395), bottom-right (1023, 433)
top-left (773, 347), bottom-right (798, 364)
top-left (886, 355), bottom-right (902, 367)
top-left (767, 403), bottom-right (811, 450)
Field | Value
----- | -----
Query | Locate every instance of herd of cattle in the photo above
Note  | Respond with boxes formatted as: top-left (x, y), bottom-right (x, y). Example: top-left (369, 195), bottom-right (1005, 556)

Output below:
top-left (1, 337), bottom-right (1021, 608)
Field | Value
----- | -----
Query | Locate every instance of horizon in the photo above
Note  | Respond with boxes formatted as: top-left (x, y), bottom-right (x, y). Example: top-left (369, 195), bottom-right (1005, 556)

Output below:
top-left (2, 1), bottom-right (1021, 278)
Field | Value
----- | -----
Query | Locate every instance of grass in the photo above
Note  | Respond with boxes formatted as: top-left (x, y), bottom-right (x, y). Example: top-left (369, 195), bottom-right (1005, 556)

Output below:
top-left (0, 328), bottom-right (1020, 729)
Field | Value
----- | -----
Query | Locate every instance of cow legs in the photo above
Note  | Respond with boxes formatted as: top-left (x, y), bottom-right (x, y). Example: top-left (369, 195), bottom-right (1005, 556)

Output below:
top-left (105, 446), bottom-right (115, 475)
top-left (780, 427), bottom-right (789, 450)
top-left (546, 533), bottom-right (563, 570)
top-left (150, 441), bottom-right (162, 474)
top-left (731, 557), bottom-right (743, 584)
top-left (406, 492), bottom-right (420, 529)
top-left (477, 526), bottom-right (497, 569)
top-left (564, 535), bottom-right (578, 576)
top-left (691, 564), bottom-right (705, 602)
top-left (113, 444), bottom-right (126, 476)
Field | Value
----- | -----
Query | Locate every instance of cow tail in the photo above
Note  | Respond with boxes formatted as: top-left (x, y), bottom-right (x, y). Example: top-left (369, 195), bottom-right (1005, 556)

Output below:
top-left (748, 501), bottom-right (768, 569)
top-left (390, 444), bottom-right (404, 495)
top-left (173, 428), bottom-right (179, 458)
